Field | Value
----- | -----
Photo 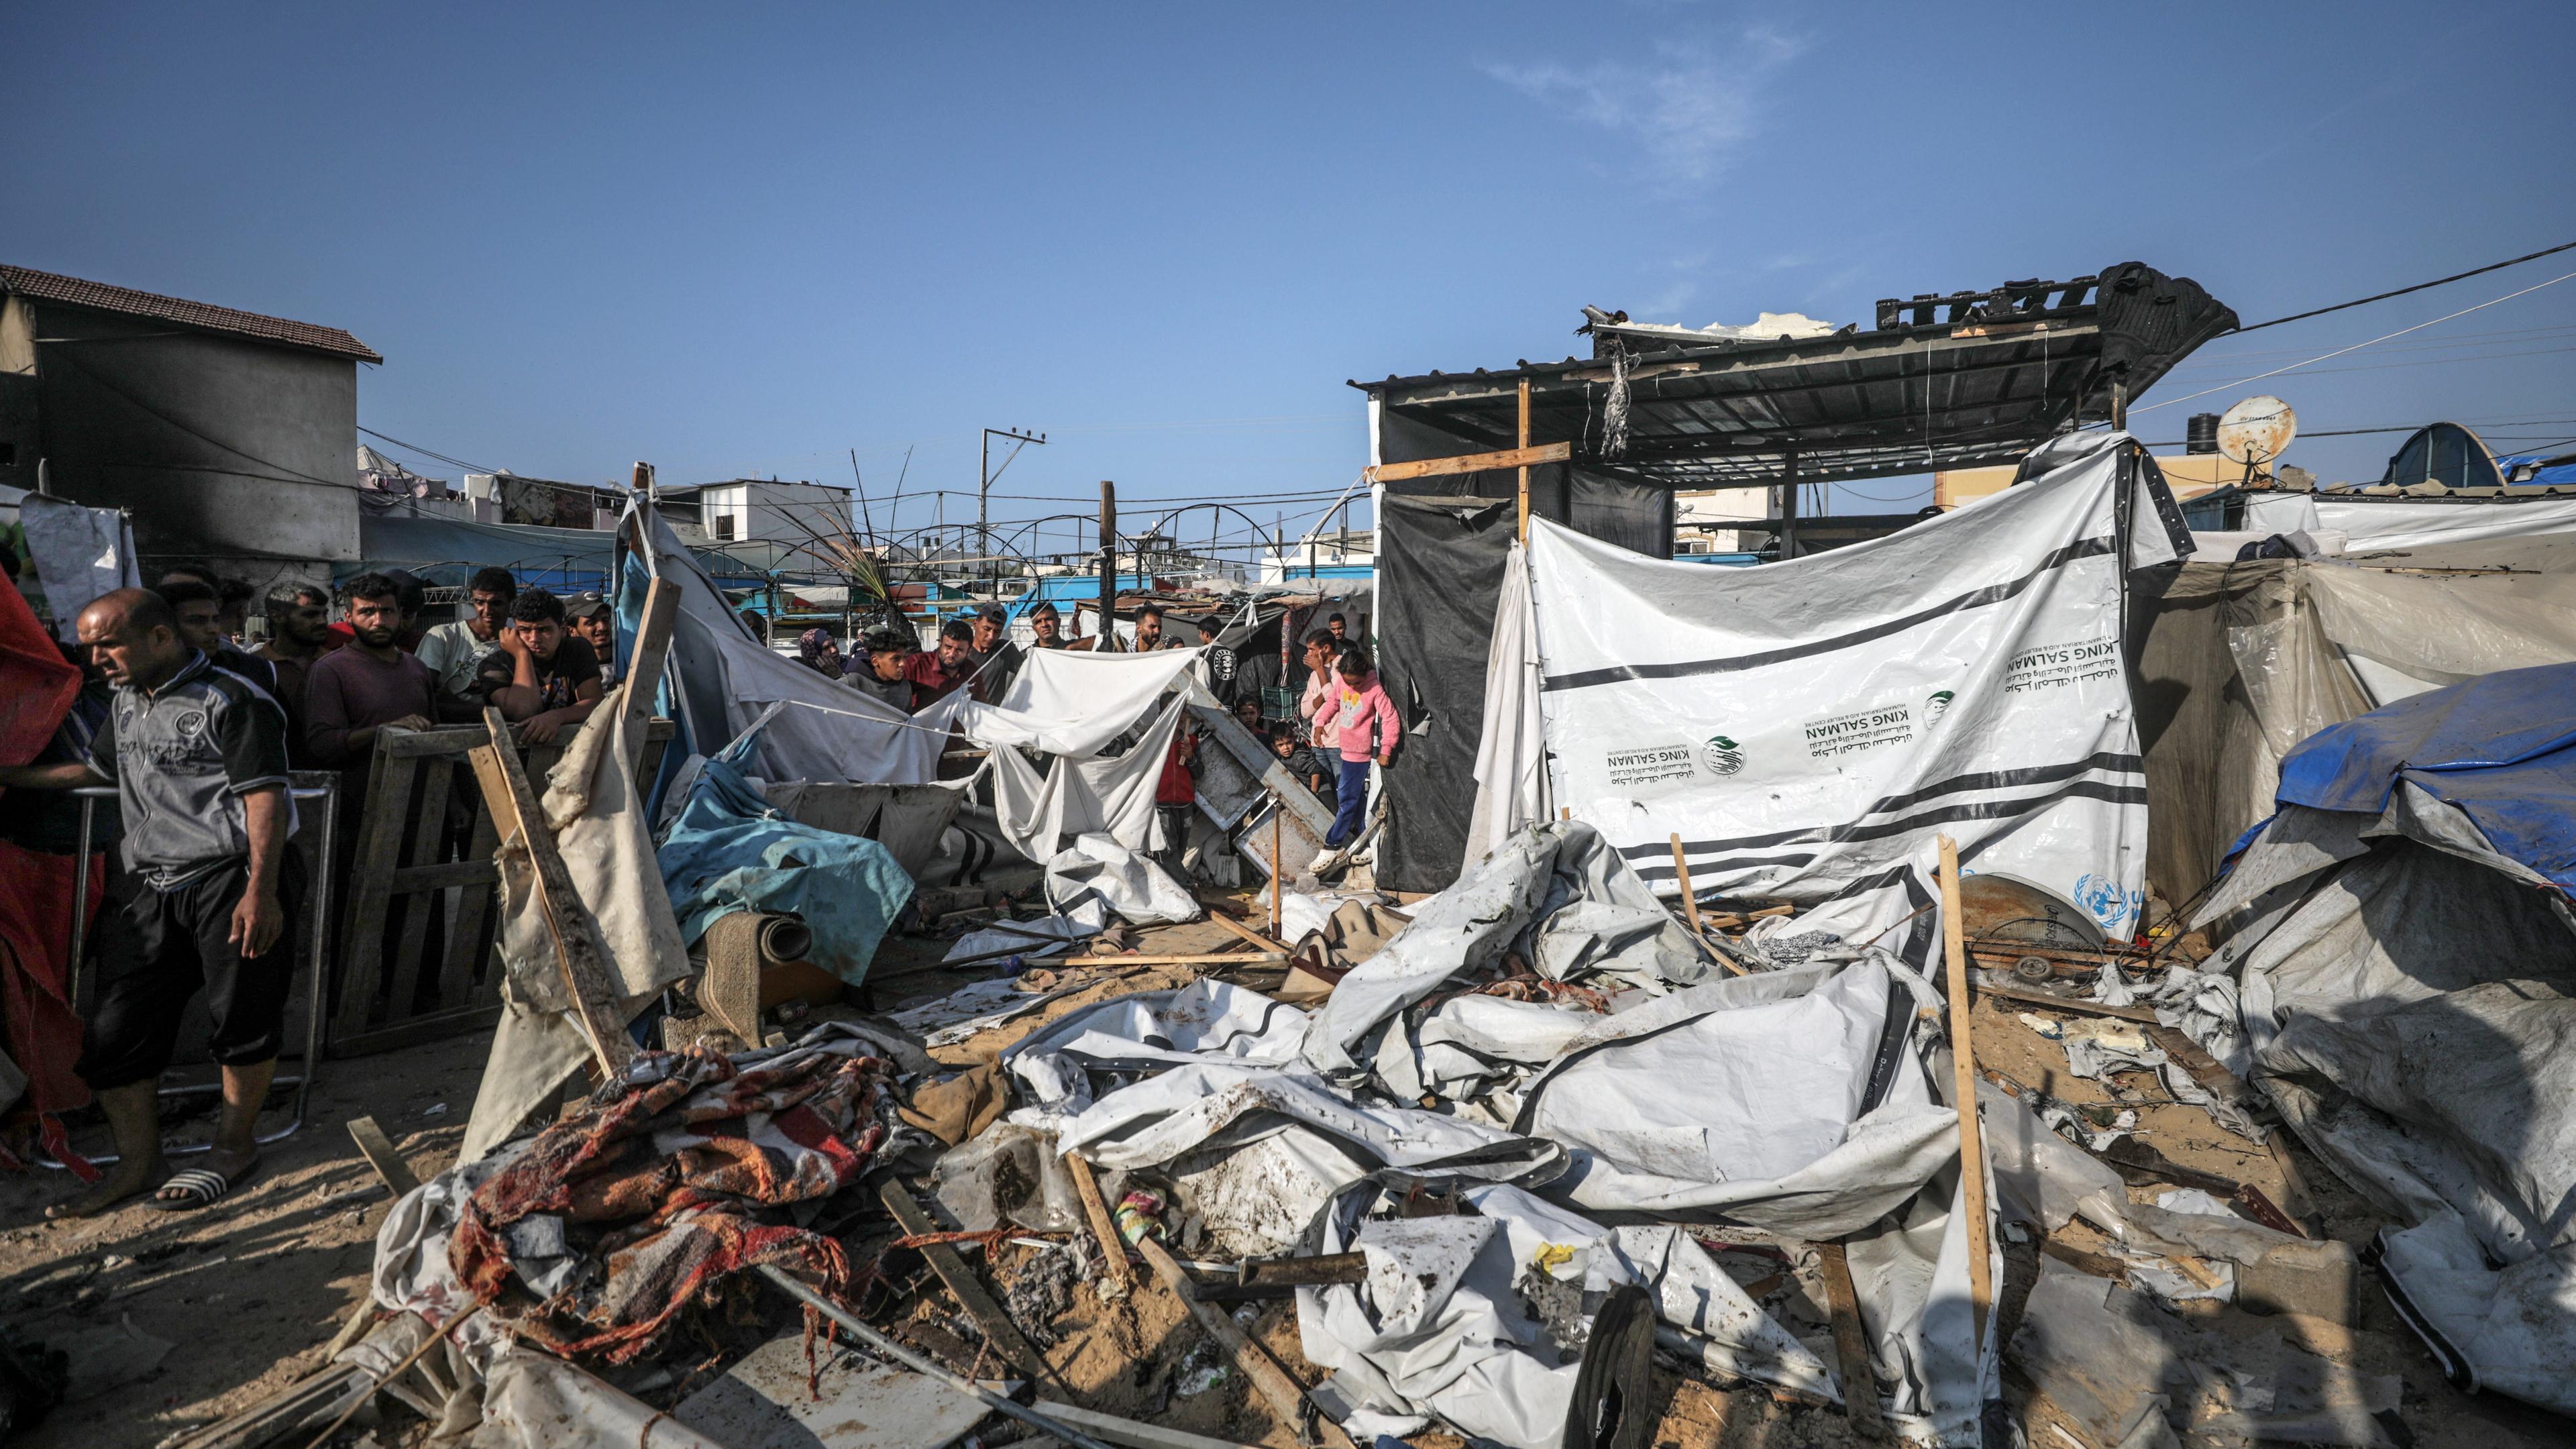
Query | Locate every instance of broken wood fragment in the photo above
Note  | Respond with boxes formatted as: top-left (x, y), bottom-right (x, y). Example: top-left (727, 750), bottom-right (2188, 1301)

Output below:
top-left (1133, 1233), bottom-right (1347, 1448)
top-left (1063, 1150), bottom-right (1134, 1294)
top-left (1815, 1242), bottom-right (1886, 1440)
top-left (344, 1115), bottom-right (420, 1197)
top-left (877, 1181), bottom-right (1064, 1391)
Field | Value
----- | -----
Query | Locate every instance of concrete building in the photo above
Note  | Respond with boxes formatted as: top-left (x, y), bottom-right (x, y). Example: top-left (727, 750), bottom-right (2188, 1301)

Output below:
top-left (657, 478), bottom-right (854, 550)
top-left (0, 264), bottom-right (379, 592)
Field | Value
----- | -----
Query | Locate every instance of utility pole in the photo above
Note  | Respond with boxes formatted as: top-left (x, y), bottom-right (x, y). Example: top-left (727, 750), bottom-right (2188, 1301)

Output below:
top-left (1097, 480), bottom-right (1119, 652)
top-left (981, 427), bottom-right (1046, 601)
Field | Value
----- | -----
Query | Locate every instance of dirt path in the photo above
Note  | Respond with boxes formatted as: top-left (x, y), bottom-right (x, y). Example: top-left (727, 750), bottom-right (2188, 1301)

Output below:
top-left (0, 1029), bottom-right (489, 1448)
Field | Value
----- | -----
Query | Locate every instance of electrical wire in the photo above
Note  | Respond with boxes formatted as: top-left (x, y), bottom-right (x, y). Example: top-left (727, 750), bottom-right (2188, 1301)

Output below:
top-left (2232, 239), bottom-right (2576, 333)
top-left (2135, 268), bottom-right (2576, 415)
top-left (358, 425), bottom-right (498, 476)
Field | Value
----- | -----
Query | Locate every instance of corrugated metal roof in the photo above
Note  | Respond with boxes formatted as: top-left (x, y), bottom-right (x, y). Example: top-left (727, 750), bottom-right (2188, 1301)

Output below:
top-left (0, 262), bottom-right (382, 363)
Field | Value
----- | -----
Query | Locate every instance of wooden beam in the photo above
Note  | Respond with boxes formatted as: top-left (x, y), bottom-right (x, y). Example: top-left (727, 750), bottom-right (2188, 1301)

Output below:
top-left (1515, 376), bottom-right (1532, 542)
top-left (1364, 441), bottom-right (1570, 484)
top-left (877, 1181), bottom-right (1065, 1391)
top-left (620, 576), bottom-right (680, 728)
top-left (466, 707), bottom-right (634, 1076)
top-left (1063, 1150), bottom-right (1134, 1294)
top-left (1667, 834), bottom-right (1747, 977)
top-left (1022, 951), bottom-right (1286, 967)
top-left (1134, 1234), bottom-right (1344, 1448)
top-left (1970, 979), bottom-right (2160, 1024)
top-left (1816, 1242), bottom-right (1886, 1441)
top-left (1936, 835), bottom-right (1994, 1350)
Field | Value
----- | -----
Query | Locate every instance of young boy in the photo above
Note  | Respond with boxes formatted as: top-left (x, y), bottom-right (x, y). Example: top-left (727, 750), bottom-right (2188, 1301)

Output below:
top-left (1271, 729), bottom-right (1334, 807)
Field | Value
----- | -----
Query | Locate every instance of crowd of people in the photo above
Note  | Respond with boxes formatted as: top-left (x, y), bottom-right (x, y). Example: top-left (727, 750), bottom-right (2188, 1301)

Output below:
top-left (0, 561), bottom-right (619, 1218)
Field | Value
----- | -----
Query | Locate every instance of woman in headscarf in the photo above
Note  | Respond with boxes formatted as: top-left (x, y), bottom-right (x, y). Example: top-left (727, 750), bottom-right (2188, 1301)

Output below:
top-left (796, 627), bottom-right (845, 679)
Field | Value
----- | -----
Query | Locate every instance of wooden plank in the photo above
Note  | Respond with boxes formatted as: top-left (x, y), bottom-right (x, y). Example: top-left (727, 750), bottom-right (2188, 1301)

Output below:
top-left (381, 755), bottom-right (454, 1021)
top-left (1937, 836), bottom-right (1995, 1350)
top-left (1202, 908), bottom-right (1289, 955)
top-left (1667, 834), bottom-right (1748, 977)
top-left (345, 1114), bottom-right (421, 1196)
top-left (388, 859), bottom-right (502, 892)
top-left (1971, 979), bottom-right (2161, 1024)
top-left (329, 745), bottom-right (420, 1043)
top-left (470, 706), bottom-right (633, 1075)
top-left (1815, 1242), bottom-right (1886, 1440)
top-left (877, 1181), bottom-right (1063, 1391)
top-left (1134, 1234), bottom-right (1342, 1448)
top-left (436, 789), bottom-right (504, 1011)
top-left (1364, 441), bottom-right (1570, 484)
top-left (621, 578), bottom-right (680, 729)
top-left (1022, 951), bottom-right (1285, 967)
top-left (1031, 1401), bottom-right (1270, 1449)
top-left (382, 726), bottom-right (496, 757)
top-left (1515, 376), bottom-right (1532, 542)
top-left (1064, 1151), bottom-right (1134, 1295)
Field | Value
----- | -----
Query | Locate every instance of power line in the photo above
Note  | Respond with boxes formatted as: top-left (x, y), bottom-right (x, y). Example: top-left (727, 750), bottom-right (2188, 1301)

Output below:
top-left (358, 425), bottom-right (499, 476)
top-left (2135, 267), bottom-right (2576, 415)
top-left (2233, 238), bottom-right (2576, 333)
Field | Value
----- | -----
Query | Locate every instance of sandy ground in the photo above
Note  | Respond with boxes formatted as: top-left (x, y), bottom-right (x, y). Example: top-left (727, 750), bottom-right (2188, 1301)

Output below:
top-left (4, 900), bottom-right (2573, 1448)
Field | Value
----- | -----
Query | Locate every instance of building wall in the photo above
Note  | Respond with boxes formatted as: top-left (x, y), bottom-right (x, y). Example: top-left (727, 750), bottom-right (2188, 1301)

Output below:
top-left (21, 301), bottom-right (360, 562)
top-left (1934, 455), bottom-right (2235, 509)
top-left (697, 481), bottom-right (850, 556)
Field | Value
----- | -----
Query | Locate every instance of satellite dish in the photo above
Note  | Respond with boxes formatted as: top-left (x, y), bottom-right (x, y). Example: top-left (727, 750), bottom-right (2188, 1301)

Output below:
top-left (2218, 395), bottom-right (2297, 467)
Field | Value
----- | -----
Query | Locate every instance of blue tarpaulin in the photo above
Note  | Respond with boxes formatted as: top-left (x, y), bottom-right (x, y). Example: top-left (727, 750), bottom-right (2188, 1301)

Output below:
top-left (657, 728), bottom-right (916, 984)
top-left (2271, 661), bottom-right (2576, 891)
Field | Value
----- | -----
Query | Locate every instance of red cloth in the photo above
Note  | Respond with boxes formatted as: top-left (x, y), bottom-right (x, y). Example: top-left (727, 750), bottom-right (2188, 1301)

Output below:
top-left (1157, 728), bottom-right (1197, 806)
top-left (0, 584), bottom-right (92, 1177)
top-left (450, 1036), bottom-right (894, 1362)
top-left (0, 844), bottom-right (99, 1179)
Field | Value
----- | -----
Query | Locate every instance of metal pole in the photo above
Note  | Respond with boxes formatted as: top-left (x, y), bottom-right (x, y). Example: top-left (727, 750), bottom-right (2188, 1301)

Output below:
top-left (755, 1266), bottom-right (1119, 1449)
top-left (1097, 480), bottom-right (1118, 652)
top-left (1778, 445), bottom-right (1802, 561)
top-left (66, 793), bottom-right (97, 1012)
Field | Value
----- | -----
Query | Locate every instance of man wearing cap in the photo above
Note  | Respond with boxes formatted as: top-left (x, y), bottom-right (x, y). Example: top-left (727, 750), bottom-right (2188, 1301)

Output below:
top-left (567, 592), bottom-right (619, 686)
top-left (969, 604), bottom-right (1022, 702)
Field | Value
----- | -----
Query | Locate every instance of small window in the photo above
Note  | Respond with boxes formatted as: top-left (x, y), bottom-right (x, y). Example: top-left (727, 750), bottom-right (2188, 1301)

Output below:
top-left (712, 515), bottom-right (737, 540)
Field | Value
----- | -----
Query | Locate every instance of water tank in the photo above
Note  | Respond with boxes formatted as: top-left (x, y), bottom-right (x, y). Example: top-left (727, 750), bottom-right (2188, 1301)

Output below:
top-left (2186, 413), bottom-right (2220, 455)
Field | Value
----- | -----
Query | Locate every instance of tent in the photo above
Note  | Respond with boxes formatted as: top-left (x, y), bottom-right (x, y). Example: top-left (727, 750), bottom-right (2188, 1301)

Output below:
top-left (2137, 555), bottom-right (2576, 906)
top-left (2192, 663), bottom-right (2576, 1416)
top-left (1472, 432), bottom-right (2190, 957)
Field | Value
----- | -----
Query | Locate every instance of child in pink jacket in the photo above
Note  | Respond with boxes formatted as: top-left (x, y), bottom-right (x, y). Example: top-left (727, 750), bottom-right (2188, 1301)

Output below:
top-left (1322, 649), bottom-right (1399, 851)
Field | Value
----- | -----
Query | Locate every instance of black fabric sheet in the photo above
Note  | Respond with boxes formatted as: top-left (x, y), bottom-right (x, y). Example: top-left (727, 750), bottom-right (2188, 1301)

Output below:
top-left (1375, 496), bottom-right (1516, 894)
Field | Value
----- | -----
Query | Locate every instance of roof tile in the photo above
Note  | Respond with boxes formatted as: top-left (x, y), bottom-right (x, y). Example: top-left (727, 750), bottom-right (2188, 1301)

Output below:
top-left (0, 263), bottom-right (381, 363)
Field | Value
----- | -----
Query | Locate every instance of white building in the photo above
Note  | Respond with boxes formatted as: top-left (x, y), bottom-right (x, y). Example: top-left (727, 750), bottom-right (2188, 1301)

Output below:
top-left (659, 478), bottom-right (855, 549)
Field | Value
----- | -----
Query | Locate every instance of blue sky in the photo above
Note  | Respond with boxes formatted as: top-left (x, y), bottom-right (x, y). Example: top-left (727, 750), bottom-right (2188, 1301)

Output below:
top-left (8, 1), bottom-right (2574, 556)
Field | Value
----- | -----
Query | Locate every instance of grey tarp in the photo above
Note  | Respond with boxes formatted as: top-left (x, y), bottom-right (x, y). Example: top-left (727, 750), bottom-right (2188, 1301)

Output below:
top-left (2139, 556), bottom-right (2576, 904)
top-left (2194, 796), bottom-right (2576, 1415)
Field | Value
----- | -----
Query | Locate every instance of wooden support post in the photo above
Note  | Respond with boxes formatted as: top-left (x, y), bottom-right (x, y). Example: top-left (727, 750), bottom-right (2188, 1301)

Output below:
top-left (1098, 480), bottom-right (1119, 653)
top-left (1270, 810), bottom-right (1283, 934)
top-left (1779, 445), bottom-right (1802, 561)
top-left (1515, 376), bottom-right (1532, 543)
top-left (1063, 1151), bottom-right (1134, 1294)
top-left (1134, 1233), bottom-right (1346, 1448)
top-left (878, 1181), bottom-right (1065, 1391)
top-left (464, 708), bottom-right (634, 1077)
top-left (1936, 835), bottom-right (1994, 1349)
top-left (1816, 1242), bottom-right (1887, 1441)
top-left (1667, 833), bottom-right (1748, 977)
top-left (621, 577), bottom-right (680, 727)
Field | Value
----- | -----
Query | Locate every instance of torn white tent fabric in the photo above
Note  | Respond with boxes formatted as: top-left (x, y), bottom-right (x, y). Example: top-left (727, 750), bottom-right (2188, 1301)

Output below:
top-left (2245, 491), bottom-right (2576, 555)
top-left (1053, 1060), bottom-right (1558, 1181)
top-left (1005, 979), bottom-right (1309, 1119)
top-left (955, 645), bottom-right (1204, 758)
top-left (1501, 434), bottom-right (2184, 948)
top-left (1295, 1183), bottom-right (1839, 1446)
top-left (1462, 539), bottom-right (1547, 863)
top-left (986, 696), bottom-right (1185, 859)
top-left (626, 502), bottom-right (961, 784)
top-left (1302, 820), bottom-right (1708, 1079)
top-left (1042, 833), bottom-right (1198, 925)
top-left (462, 692), bottom-right (692, 1164)
top-left (1510, 958), bottom-right (1955, 1236)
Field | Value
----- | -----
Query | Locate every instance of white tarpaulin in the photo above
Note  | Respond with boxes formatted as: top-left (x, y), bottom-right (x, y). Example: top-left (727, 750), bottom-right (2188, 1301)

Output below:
top-left (955, 645), bottom-right (1204, 758)
top-left (627, 504), bottom-right (961, 785)
top-left (1462, 539), bottom-right (1547, 865)
top-left (2245, 491), bottom-right (2576, 557)
top-left (986, 696), bottom-right (1186, 860)
top-left (1496, 434), bottom-right (2184, 945)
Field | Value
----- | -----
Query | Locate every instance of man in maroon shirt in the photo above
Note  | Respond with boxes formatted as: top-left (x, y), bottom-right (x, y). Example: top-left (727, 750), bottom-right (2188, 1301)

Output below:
top-left (902, 618), bottom-right (978, 713)
top-left (303, 574), bottom-right (440, 768)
